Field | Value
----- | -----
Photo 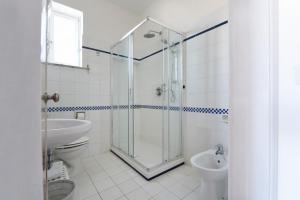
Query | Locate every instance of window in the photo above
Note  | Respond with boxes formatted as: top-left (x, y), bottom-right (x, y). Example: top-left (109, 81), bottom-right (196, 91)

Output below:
top-left (49, 2), bottom-right (83, 67)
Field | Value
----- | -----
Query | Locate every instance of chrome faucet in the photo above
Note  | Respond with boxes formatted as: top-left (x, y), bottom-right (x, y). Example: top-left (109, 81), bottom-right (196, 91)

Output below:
top-left (215, 144), bottom-right (224, 155)
top-left (156, 83), bottom-right (166, 96)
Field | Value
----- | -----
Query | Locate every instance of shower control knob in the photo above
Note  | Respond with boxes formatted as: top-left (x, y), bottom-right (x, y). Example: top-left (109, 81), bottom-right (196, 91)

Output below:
top-left (42, 92), bottom-right (60, 103)
top-left (156, 87), bottom-right (162, 96)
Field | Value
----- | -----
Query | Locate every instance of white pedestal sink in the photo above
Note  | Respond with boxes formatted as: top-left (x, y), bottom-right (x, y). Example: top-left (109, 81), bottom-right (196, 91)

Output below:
top-left (42, 119), bottom-right (92, 149)
top-left (191, 149), bottom-right (228, 200)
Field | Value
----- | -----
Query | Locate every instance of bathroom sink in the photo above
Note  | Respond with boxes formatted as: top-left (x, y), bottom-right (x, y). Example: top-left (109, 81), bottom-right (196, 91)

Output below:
top-left (42, 119), bottom-right (92, 149)
top-left (191, 149), bottom-right (228, 181)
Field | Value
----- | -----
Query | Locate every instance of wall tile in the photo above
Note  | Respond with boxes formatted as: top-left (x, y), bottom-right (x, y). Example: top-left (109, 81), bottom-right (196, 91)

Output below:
top-left (184, 24), bottom-right (229, 163)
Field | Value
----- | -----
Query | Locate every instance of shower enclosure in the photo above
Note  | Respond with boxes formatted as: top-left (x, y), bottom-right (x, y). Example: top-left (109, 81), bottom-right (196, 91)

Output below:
top-left (110, 17), bottom-right (184, 179)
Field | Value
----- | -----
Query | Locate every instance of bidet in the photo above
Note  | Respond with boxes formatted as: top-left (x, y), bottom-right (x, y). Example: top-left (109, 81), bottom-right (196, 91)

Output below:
top-left (191, 149), bottom-right (228, 200)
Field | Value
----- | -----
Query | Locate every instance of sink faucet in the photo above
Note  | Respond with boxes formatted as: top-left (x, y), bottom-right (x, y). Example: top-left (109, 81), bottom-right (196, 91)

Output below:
top-left (215, 144), bottom-right (224, 155)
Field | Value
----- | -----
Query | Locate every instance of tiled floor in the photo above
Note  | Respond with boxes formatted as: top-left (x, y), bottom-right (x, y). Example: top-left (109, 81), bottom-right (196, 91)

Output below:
top-left (121, 138), bottom-right (180, 169)
top-left (72, 151), bottom-right (202, 200)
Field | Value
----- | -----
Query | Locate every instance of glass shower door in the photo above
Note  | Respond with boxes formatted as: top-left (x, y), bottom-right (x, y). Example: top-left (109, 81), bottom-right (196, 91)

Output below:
top-left (111, 35), bottom-right (134, 157)
top-left (133, 34), bottom-right (165, 169)
top-left (167, 31), bottom-right (183, 160)
top-left (130, 24), bottom-right (183, 170)
top-left (162, 30), bottom-right (183, 162)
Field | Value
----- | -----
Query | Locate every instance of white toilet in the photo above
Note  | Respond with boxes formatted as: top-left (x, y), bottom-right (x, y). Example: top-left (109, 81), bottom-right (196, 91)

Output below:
top-left (54, 136), bottom-right (89, 177)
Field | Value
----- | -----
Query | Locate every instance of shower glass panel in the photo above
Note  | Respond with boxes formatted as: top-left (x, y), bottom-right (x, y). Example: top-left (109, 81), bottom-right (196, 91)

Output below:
top-left (111, 18), bottom-right (183, 179)
top-left (111, 36), bottom-right (133, 156)
top-left (167, 30), bottom-right (183, 161)
top-left (132, 21), bottom-right (165, 168)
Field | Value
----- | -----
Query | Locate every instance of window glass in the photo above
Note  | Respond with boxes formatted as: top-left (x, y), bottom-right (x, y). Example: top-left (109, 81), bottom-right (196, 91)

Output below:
top-left (49, 2), bottom-right (83, 67)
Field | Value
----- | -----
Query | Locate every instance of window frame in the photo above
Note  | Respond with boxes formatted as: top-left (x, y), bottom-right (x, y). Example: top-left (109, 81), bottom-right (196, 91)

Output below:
top-left (48, 2), bottom-right (83, 67)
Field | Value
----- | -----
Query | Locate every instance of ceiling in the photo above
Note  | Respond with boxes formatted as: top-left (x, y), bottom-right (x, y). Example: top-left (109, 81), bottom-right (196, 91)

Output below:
top-left (109, 0), bottom-right (154, 14)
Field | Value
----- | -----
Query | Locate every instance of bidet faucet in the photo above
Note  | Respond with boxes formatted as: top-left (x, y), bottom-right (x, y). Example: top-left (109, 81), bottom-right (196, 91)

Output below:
top-left (215, 144), bottom-right (224, 155)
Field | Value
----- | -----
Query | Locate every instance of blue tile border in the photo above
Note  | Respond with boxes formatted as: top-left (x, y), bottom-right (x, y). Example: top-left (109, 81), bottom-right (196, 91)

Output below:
top-left (48, 105), bottom-right (111, 112)
top-left (183, 107), bottom-right (228, 114)
top-left (48, 105), bottom-right (228, 115)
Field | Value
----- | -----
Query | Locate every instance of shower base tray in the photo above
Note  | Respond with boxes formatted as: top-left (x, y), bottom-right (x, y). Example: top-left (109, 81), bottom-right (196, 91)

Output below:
top-left (111, 146), bottom-right (184, 180)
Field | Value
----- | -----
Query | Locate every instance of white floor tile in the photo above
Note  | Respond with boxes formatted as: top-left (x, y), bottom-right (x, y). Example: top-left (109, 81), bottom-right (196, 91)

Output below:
top-left (93, 177), bottom-right (115, 192)
top-left (83, 194), bottom-right (102, 200)
top-left (118, 179), bottom-right (140, 194)
top-left (85, 163), bottom-right (105, 175)
top-left (153, 190), bottom-right (180, 200)
top-left (81, 157), bottom-right (96, 163)
top-left (176, 165), bottom-right (194, 175)
top-left (100, 162), bottom-right (118, 170)
top-left (105, 166), bottom-right (126, 176)
top-left (111, 171), bottom-right (131, 184)
top-left (99, 158), bottom-right (124, 169)
top-left (167, 171), bottom-right (187, 181)
top-left (75, 179), bottom-right (98, 200)
top-left (124, 169), bottom-right (139, 178)
top-left (133, 176), bottom-right (149, 186)
top-left (95, 152), bottom-right (115, 160)
top-left (73, 153), bottom-right (202, 200)
top-left (81, 157), bottom-right (98, 166)
top-left (154, 175), bottom-right (177, 188)
top-left (72, 172), bottom-right (91, 184)
top-left (187, 172), bottom-right (202, 183)
top-left (100, 186), bottom-right (123, 200)
top-left (166, 183), bottom-right (191, 199)
top-left (182, 191), bottom-right (200, 200)
top-left (181, 176), bottom-right (201, 190)
top-left (116, 197), bottom-right (127, 200)
top-left (142, 182), bottom-right (165, 196)
top-left (111, 159), bottom-right (125, 166)
top-left (192, 186), bottom-right (203, 197)
top-left (126, 188), bottom-right (151, 200)
top-left (90, 171), bottom-right (109, 181)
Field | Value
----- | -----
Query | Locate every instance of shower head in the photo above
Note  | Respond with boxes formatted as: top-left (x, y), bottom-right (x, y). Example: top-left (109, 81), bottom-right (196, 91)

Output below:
top-left (143, 30), bottom-right (161, 39)
top-left (144, 32), bottom-right (156, 38)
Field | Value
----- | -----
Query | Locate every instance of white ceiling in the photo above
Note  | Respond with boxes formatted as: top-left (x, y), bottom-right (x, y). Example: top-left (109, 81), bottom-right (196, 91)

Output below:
top-left (109, 0), bottom-right (154, 15)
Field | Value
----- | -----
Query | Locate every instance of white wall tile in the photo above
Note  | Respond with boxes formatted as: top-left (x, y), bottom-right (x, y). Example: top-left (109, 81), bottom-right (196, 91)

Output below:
top-left (184, 24), bottom-right (229, 163)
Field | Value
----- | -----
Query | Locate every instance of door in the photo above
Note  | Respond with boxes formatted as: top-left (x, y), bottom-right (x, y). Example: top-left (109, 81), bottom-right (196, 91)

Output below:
top-left (41, 0), bottom-right (51, 199)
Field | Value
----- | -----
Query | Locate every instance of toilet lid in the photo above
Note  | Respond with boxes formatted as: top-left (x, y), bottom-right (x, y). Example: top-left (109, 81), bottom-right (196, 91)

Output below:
top-left (56, 136), bottom-right (89, 149)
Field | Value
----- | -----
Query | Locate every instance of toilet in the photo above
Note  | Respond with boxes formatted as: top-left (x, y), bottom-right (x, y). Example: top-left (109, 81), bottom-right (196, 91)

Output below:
top-left (54, 136), bottom-right (89, 177)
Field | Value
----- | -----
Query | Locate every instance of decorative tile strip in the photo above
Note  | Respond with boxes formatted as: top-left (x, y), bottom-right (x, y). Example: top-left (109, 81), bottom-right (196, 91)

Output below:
top-left (183, 107), bottom-right (229, 114)
top-left (47, 105), bottom-right (111, 112)
top-left (48, 105), bottom-right (228, 115)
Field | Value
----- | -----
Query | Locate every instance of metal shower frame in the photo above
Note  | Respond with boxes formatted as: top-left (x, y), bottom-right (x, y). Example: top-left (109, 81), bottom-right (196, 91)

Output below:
top-left (110, 17), bottom-right (184, 180)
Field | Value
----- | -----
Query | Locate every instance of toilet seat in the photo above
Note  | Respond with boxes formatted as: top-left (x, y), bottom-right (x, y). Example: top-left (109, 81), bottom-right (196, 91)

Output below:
top-left (56, 136), bottom-right (89, 149)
